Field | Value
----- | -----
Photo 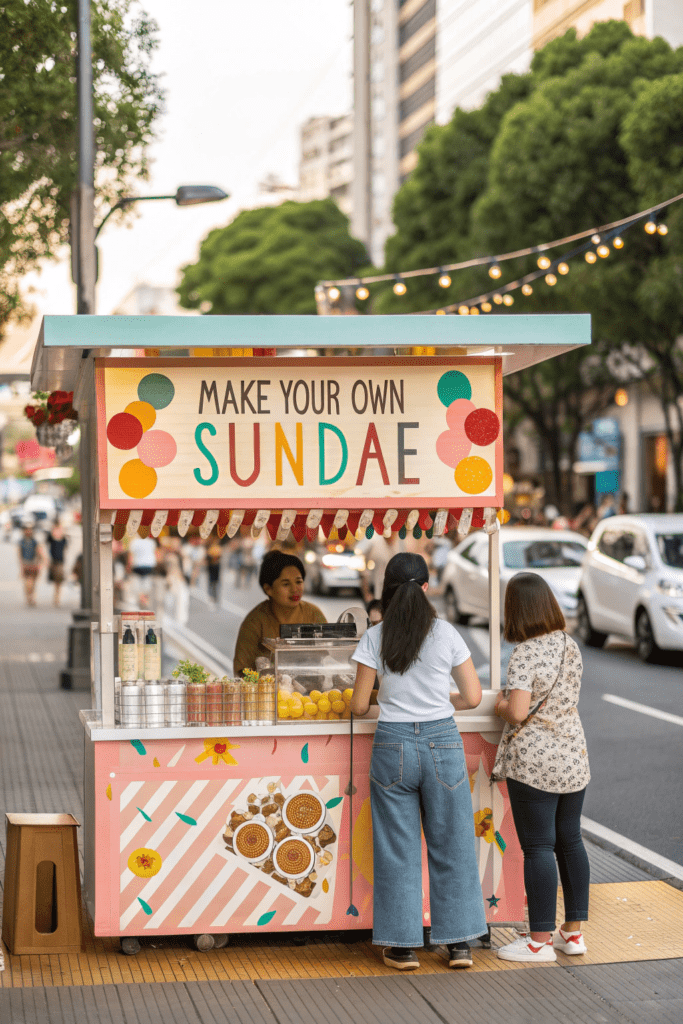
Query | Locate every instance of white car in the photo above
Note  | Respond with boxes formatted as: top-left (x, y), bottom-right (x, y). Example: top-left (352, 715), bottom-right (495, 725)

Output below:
top-left (304, 544), bottom-right (366, 596)
top-left (442, 526), bottom-right (588, 626)
top-left (576, 514), bottom-right (683, 662)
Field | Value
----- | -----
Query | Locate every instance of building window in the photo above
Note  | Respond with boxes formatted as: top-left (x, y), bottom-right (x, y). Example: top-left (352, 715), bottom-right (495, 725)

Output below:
top-left (371, 60), bottom-right (384, 83)
top-left (399, 0), bottom-right (436, 48)
top-left (400, 37), bottom-right (436, 82)
top-left (400, 77), bottom-right (435, 122)
top-left (371, 24), bottom-right (385, 46)
top-left (372, 172), bottom-right (386, 196)
top-left (623, 0), bottom-right (645, 24)
top-left (372, 133), bottom-right (385, 158)
top-left (372, 94), bottom-right (386, 121)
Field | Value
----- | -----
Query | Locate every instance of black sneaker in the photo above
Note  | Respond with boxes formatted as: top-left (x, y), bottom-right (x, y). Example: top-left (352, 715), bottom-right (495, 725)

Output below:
top-left (447, 943), bottom-right (473, 968)
top-left (382, 947), bottom-right (420, 970)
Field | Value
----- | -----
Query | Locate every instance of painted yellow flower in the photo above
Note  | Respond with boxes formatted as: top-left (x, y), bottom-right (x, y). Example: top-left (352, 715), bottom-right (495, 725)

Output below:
top-left (128, 847), bottom-right (162, 878)
top-left (474, 808), bottom-right (495, 843)
top-left (194, 738), bottom-right (239, 766)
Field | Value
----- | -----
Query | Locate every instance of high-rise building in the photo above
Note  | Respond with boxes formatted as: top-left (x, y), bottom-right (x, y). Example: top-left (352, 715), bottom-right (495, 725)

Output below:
top-left (352, 0), bottom-right (683, 265)
top-left (298, 114), bottom-right (354, 218)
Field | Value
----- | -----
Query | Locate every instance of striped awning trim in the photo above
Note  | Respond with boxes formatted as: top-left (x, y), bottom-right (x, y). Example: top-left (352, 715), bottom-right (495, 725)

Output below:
top-left (100, 507), bottom-right (502, 541)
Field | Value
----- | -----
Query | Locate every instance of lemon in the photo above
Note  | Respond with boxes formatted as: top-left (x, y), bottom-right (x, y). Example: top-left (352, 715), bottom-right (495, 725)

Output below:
top-left (342, 688), bottom-right (354, 703)
top-left (331, 700), bottom-right (345, 714)
top-left (315, 710), bottom-right (328, 720)
top-left (328, 689), bottom-right (342, 703)
top-left (341, 708), bottom-right (351, 719)
top-left (287, 696), bottom-right (302, 710)
top-left (278, 689), bottom-right (291, 701)
top-left (278, 705), bottom-right (290, 719)
top-left (309, 690), bottom-right (323, 703)
top-left (328, 711), bottom-right (340, 720)
top-left (289, 704), bottom-right (304, 718)
top-left (317, 697), bottom-right (331, 713)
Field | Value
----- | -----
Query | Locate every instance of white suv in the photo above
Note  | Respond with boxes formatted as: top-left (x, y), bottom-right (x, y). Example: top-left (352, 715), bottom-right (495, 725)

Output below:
top-left (577, 514), bottom-right (683, 662)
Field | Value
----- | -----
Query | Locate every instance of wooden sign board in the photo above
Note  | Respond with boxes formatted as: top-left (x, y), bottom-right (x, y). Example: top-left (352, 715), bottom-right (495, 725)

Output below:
top-left (95, 357), bottom-right (503, 510)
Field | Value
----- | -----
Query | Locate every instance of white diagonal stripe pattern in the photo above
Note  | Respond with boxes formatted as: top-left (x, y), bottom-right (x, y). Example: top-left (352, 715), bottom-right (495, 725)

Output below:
top-left (119, 781), bottom-right (177, 853)
top-left (211, 875), bottom-right (256, 928)
top-left (120, 781), bottom-right (145, 811)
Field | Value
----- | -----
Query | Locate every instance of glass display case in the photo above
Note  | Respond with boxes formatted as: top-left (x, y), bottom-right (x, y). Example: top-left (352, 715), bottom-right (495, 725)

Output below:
top-left (262, 637), bottom-right (360, 722)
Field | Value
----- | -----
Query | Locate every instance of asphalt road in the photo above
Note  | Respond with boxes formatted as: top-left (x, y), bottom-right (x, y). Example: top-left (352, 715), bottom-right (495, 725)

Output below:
top-left (186, 569), bottom-right (683, 867)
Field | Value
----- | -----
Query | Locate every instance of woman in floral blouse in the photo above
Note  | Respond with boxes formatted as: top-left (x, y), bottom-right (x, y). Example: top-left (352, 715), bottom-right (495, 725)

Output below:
top-left (492, 573), bottom-right (590, 963)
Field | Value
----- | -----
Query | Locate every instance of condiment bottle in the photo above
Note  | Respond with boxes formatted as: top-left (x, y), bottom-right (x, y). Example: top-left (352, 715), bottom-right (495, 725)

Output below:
top-left (186, 680), bottom-right (206, 725)
top-left (144, 626), bottom-right (161, 681)
top-left (257, 674), bottom-right (276, 724)
top-left (206, 677), bottom-right (223, 725)
top-left (241, 671), bottom-right (259, 725)
top-left (120, 625), bottom-right (138, 681)
top-left (222, 678), bottom-right (241, 726)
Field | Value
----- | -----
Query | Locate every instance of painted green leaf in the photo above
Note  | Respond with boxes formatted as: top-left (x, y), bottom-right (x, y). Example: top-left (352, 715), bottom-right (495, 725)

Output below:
top-left (301, 742), bottom-right (309, 764)
top-left (176, 812), bottom-right (197, 826)
top-left (494, 830), bottom-right (506, 853)
top-left (138, 897), bottom-right (153, 915)
top-left (325, 797), bottom-right (343, 809)
top-left (257, 910), bottom-right (276, 927)
top-left (131, 740), bottom-right (146, 756)
top-left (136, 807), bottom-right (152, 822)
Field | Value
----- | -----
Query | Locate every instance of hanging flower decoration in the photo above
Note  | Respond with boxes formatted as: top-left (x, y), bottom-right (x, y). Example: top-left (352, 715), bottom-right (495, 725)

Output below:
top-left (128, 847), bottom-right (163, 878)
top-left (24, 391), bottom-right (78, 427)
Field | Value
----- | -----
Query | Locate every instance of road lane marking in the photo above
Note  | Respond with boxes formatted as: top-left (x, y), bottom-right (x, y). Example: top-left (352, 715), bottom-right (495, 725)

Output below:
top-left (582, 816), bottom-right (683, 882)
top-left (602, 694), bottom-right (683, 727)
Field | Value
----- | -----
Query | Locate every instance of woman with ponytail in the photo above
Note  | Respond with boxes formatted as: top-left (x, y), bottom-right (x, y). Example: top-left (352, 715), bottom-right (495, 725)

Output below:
top-left (351, 552), bottom-right (486, 970)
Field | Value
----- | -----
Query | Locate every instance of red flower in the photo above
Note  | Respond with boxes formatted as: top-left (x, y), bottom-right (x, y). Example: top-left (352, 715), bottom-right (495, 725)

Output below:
top-left (49, 390), bottom-right (69, 408)
top-left (24, 405), bottom-right (35, 419)
top-left (33, 409), bottom-right (46, 426)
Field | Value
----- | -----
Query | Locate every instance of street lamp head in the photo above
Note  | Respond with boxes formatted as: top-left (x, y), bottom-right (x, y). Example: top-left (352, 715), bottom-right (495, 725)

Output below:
top-left (174, 185), bottom-right (229, 207)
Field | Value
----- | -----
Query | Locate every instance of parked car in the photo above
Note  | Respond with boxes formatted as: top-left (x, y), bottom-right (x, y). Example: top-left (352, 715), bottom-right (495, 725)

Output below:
top-left (442, 526), bottom-right (588, 626)
top-left (576, 514), bottom-right (683, 662)
top-left (10, 494), bottom-right (61, 528)
top-left (304, 544), bottom-right (366, 596)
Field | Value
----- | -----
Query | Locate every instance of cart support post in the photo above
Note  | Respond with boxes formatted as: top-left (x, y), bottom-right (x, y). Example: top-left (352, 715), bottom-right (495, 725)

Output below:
top-left (488, 528), bottom-right (501, 691)
top-left (97, 523), bottom-right (115, 726)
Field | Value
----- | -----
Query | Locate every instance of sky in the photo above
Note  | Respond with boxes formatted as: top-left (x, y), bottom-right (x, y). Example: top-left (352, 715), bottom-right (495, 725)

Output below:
top-left (26, 0), bottom-right (353, 318)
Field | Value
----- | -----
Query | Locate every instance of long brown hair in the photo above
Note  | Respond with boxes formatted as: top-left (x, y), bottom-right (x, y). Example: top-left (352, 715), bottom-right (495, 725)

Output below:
top-left (504, 572), bottom-right (565, 643)
top-left (380, 553), bottom-right (436, 673)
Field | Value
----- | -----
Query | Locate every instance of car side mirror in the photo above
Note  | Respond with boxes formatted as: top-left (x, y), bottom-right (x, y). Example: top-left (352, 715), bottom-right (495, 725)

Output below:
top-left (624, 555), bottom-right (646, 572)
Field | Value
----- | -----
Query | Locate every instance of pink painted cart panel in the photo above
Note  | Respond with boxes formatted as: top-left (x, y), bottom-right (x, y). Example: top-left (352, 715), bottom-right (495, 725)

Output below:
top-left (92, 731), bottom-right (524, 937)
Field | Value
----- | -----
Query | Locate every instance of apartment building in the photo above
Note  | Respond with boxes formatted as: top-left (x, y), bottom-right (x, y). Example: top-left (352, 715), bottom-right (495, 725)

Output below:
top-left (534, 0), bottom-right (683, 50)
top-left (298, 115), bottom-right (354, 218)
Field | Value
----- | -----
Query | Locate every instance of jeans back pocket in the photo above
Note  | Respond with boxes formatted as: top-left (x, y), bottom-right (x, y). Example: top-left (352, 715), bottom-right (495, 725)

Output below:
top-left (370, 742), bottom-right (403, 790)
top-left (429, 741), bottom-right (466, 790)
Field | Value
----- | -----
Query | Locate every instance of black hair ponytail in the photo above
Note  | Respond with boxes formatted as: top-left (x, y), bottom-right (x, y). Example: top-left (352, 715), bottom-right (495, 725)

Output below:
top-left (380, 552), bottom-right (436, 674)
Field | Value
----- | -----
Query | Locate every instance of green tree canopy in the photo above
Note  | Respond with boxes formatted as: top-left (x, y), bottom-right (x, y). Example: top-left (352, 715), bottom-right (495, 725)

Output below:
top-left (372, 21), bottom-right (683, 509)
top-left (178, 199), bottom-right (368, 315)
top-left (0, 0), bottom-right (163, 333)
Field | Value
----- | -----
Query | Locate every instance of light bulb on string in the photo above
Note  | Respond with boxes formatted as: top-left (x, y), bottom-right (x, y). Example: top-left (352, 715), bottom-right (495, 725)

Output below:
top-left (438, 272), bottom-right (452, 288)
top-left (521, 283), bottom-right (533, 296)
top-left (537, 255), bottom-right (551, 270)
top-left (493, 294), bottom-right (503, 305)
top-left (644, 219), bottom-right (657, 234)
top-left (489, 262), bottom-right (502, 279)
top-left (436, 309), bottom-right (446, 315)
top-left (585, 251), bottom-right (597, 264)
top-left (657, 223), bottom-right (668, 236)
top-left (545, 273), bottom-right (557, 286)
top-left (356, 285), bottom-right (370, 300)
top-left (503, 294), bottom-right (514, 306)
top-left (469, 306), bottom-right (480, 315)
top-left (458, 305), bottom-right (470, 315)
top-left (597, 244), bottom-right (610, 258)
top-left (558, 262), bottom-right (569, 275)
top-left (613, 236), bottom-right (624, 248)
top-left (393, 277), bottom-right (407, 295)
top-left (591, 234), bottom-right (601, 245)
top-left (328, 287), bottom-right (340, 301)
top-left (481, 301), bottom-right (492, 312)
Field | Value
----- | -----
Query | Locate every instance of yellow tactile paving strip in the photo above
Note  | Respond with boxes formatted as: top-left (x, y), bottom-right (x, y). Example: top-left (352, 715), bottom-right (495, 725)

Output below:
top-left (1, 881), bottom-right (681, 988)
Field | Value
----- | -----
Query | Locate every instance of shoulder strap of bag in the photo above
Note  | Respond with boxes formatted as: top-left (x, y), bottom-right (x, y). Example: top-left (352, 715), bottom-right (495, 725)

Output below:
top-left (506, 631), bottom-right (567, 741)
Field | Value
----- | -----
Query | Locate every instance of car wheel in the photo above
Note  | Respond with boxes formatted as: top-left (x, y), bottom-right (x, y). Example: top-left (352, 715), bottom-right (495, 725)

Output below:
top-left (635, 609), bottom-right (661, 664)
top-left (444, 585), bottom-right (470, 626)
top-left (575, 594), bottom-right (607, 648)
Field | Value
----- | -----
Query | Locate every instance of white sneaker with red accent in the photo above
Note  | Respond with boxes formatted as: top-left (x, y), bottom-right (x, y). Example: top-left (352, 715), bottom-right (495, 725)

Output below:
top-left (553, 928), bottom-right (587, 954)
top-left (497, 936), bottom-right (557, 962)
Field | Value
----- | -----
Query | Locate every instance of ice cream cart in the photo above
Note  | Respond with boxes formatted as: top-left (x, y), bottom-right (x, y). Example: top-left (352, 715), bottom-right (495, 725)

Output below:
top-left (31, 313), bottom-right (590, 952)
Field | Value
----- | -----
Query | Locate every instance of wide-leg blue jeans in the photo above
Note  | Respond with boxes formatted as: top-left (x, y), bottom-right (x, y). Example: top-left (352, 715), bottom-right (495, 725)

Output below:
top-left (369, 717), bottom-right (487, 947)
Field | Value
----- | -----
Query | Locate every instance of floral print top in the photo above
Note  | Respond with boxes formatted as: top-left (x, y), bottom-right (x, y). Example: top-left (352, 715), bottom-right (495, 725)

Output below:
top-left (492, 630), bottom-right (590, 794)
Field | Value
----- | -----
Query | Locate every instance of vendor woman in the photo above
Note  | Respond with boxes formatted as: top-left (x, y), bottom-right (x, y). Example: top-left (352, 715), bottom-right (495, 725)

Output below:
top-left (233, 550), bottom-right (326, 676)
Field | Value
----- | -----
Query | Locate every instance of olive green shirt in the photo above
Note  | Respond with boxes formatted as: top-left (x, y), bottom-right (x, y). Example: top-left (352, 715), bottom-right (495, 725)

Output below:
top-left (233, 600), bottom-right (327, 677)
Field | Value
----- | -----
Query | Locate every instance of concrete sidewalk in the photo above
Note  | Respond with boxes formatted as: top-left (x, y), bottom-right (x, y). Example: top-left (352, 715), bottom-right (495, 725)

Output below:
top-left (1, 564), bottom-right (682, 1023)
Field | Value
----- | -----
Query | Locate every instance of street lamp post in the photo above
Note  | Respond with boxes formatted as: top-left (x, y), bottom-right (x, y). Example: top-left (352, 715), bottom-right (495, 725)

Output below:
top-left (64, 0), bottom-right (228, 687)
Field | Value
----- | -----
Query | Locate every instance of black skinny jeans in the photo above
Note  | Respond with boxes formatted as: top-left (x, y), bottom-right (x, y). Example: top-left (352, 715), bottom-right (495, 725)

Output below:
top-left (506, 778), bottom-right (590, 932)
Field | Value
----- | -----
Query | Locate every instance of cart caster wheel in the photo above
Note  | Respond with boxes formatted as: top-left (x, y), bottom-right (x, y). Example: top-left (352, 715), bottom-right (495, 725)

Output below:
top-left (478, 928), bottom-right (492, 950)
top-left (121, 937), bottom-right (141, 956)
top-left (423, 925), bottom-right (437, 952)
top-left (213, 934), bottom-right (229, 949)
top-left (193, 933), bottom-right (215, 951)
top-left (292, 934), bottom-right (308, 946)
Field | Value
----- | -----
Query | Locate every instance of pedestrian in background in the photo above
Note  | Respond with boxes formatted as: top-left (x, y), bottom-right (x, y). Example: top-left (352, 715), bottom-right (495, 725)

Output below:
top-left (18, 524), bottom-right (45, 607)
top-left (47, 518), bottom-right (68, 607)
top-left (351, 552), bottom-right (486, 971)
top-left (205, 536), bottom-right (223, 604)
top-left (493, 573), bottom-right (591, 962)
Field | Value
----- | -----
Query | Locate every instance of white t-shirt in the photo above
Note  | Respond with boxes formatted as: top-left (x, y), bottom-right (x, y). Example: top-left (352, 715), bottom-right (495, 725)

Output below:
top-left (352, 618), bottom-right (471, 722)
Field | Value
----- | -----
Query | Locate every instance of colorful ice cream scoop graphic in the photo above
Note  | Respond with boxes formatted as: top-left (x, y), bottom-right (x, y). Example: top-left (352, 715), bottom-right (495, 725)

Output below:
top-left (106, 373), bottom-right (177, 498)
top-left (435, 371), bottom-right (499, 494)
